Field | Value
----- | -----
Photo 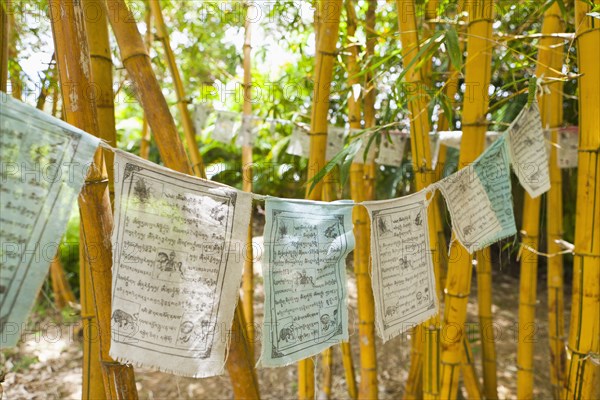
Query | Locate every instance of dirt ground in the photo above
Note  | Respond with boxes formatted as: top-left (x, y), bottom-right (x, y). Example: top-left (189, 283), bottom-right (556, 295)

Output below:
top-left (2, 237), bottom-right (570, 399)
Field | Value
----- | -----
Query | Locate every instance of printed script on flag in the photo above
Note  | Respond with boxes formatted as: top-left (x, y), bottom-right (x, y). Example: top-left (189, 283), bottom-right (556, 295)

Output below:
top-left (259, 198), bottom-right (354, 367)
top-left (110, 150), bottom-right (251, 377)
top-left (363, 190), bottom-right (438, 342)
top-left (0, 97), bottom-right (99, 347)
top-left (438, 136), bottom-right (516, 253)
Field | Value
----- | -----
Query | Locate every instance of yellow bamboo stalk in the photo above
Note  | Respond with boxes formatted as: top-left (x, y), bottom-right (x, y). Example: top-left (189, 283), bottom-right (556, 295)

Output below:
top-left (542, 6), bottom-right (567, 397)
top-left (515, 4), bottom-right (566, 398)
top-left (321, 346), bottom-right (334, 399)
top-left (1, 1), bottom-right (9, 92)
top-left (475, 249), bottom-right (497, 399)
top-left (139, 1), bottom-right (153, 160)
top-left (82, 2), bottom-right (121, 396)
top-left (439, 1), bottom-right (495, 398)
top-left (7, 7), bottom-right (20, 100)
top-left (104, 1), bottom-right (260, 397)
top-left (299, 1), bottom-right (343, 398)
top-left (149, 0), bottom-right (205, 177)
top-left (395, 2), bottom-right (448, 399)
top-left (345, 1), bottom-right (371, 399)
top-left (363, 0), bottom-right (377, 201)
top-left (79, 231), bottom-right (107, 400)
top-left (241, 1), bottom-right (255, 360)
top-left (49, 257), bottom-right (76, 309)
top-left (340, 342), bottom-right (358, 399)
top-left (460, 337), bottom-right (483, 399)
top-left (314, 3), bottom-right (334, 394)
top-left (49, 0), bottom-right (138, 398)
top-left (563, 1), bottom-right (600, 398)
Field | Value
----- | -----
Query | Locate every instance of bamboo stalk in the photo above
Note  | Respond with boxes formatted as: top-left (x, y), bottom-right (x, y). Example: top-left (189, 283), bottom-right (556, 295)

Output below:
top-left (395, 2), bottom-right (447, 399)
top-left (321, 346), bottom-right (334, 399)
top-left (515, 5), bottom-right (567, 398)
top-left (299, 2), bottom-right (343, 398)
top-left (475, 249), bottom-right (497, 399)
top-left (460, 337), bottom-right (483, 399)
top-left (345, 1), bottom-right (372, 399)
top-left (139, 1), bottom-right (152, 160)
top-left (105, 0), bottom-right (190, 172)
top-left (85, 0), bottom-right (117, 197)
top-left (439, 1), bottom-right (495, 398)
top-left (79, 229), bottom-right (108, 400)
top-left (82, 2), bottom-right (122, 396)
top-left (563, 2), bottom-right (600, 398)
top-left (340, 341), bottom-right (358, 399)
top-left (1, 1), bottom-right (9, 92)
top-left (104, 1), bottom-right (260, 397)
top-left (363, 0), bottom-right (377, 201)
top-left (7, 8), bottom-right (20, 100)
top-left (49, 257), bottom-right (76, 309)
top-left (149, 0), bottom-right (205, 177)
top-left (543, 8), bottom-right (567, 398)
top-left (315, 2), bottom-right (336, 393)
top-left (534, 5), bottom-right (567, 399)
top-left (35, 55), bottom-right (56, 111)
top-left (48, 0), bottom-right (138, 398)
top-left (241, 1), bottom-right (255, 360)
top-left (51, 84), bottom-right (59, 117)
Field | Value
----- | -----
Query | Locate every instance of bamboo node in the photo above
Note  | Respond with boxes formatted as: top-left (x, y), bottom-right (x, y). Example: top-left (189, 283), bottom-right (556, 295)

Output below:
top-left (577, 146), bottom-right (600, 153)
top-left (573, 251), bottom-right (600, 258)
top-left (318, 50), bottom-right (338, 57)
top-left (121, 52), bottom-right (151, 65)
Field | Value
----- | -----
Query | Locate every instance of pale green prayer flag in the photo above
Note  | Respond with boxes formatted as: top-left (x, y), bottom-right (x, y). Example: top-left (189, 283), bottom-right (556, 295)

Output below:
top-left (438, 135), bottom-right (516, 253)
top-left (258, 198), bottom-right (354, 367)
top-left (0, 95), bottom-right (99, 347)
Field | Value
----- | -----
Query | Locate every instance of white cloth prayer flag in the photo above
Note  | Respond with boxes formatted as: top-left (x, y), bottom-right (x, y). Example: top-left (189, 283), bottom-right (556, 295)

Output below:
top-left (0, 97), bottom-right (99, 348)
top-left (194, 104), bottom-right (210, 133)
top-left (363, 190), bottom-right (438, 342)
top-left (507, 102), bottom-right (551, 197)
top-left (350, 128), bottom-right (377, 164)
top-left (212, 111), bottom-right (238, 144)
top-left (326, 126), bottom-right (347, 161)
top-left (438, 136), bottom-right (516, 253)
top-left (287, 126), bottom-right (310, 158)
top-left (376, 131), bottom-right (406, 167)
top-left (557, 127), bottom-right (578, 169)
top-left (237, 114), bottom-right (257, 147)
top-left (258, 198), bottom-right (354, 367)
top-left (110, 150), bottom-right (252, 377)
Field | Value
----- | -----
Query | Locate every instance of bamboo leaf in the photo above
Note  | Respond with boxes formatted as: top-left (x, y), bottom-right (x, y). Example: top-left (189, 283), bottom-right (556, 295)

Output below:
top-left (445, 28), bottom-right (463, 71)
top-left (307, 139), bottom-right (362, 195)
